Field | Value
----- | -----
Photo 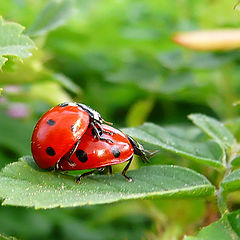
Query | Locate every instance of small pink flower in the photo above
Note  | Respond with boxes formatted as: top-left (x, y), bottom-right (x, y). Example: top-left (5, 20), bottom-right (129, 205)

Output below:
top-left (0, 97), bottom-right (6, 104)
top-left (7, 103), bottom-right (29, 118)
top-left (5, 85), bottom-right (21, 94)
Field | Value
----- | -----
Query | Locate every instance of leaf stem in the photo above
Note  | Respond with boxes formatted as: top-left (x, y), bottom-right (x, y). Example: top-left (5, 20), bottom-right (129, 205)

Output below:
top-left (217, 144), bottom-right (236, 216)
top-left (217, 188), bottom-right (229, 216)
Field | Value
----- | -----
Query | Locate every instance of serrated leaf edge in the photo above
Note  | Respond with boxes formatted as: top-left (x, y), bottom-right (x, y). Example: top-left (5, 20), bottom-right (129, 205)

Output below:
top-left (0, 17), bottom-right (36, 69)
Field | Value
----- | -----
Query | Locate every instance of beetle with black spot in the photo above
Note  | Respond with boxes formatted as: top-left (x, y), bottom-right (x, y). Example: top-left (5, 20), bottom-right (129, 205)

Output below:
top-left (31, 103), bottom-right (155, 182)
top-left (59, 124), bottom-right (156, 183)
top-left (31, 102), bottom-right (112, 170)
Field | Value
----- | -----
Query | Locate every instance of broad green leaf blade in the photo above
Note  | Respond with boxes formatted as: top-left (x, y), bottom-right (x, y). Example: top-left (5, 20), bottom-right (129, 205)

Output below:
top-left (221, 169), bottom-right (240, 193)
top-left (184, 210), bottom-right (240, 240)
top-left (0, 17), bottom-right (35, 69)
top-left (231, 156), bottom-right (240, 167)
top-left (26, 0), bottom-right (75, 37)
top-left (188, 114), bottom-right (235, 149)
top-left (0, 156), bottom-right (215, 209)
top-left (123, 123), bottom-right (224, 169)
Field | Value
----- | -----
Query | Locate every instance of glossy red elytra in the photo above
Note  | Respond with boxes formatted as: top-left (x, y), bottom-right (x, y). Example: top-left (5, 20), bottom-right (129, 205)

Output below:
top-left (31, 103), bottom-right (155, 182)
top-left (31, 102), bottom-right (111, 169)
top-left (57, 124), bottom-right (154, 183)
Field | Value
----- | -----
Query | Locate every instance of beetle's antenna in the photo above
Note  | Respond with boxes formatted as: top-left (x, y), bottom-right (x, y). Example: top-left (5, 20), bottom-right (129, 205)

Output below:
top-left (103, 119), bottom-right (113, 125)
top-left (145, 150), bottom-right (159, 157)
top-left (141, 150), bottom-right (159, 163)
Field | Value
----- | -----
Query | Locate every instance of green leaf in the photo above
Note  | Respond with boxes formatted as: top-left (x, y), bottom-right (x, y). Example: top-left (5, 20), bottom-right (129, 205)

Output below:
top-left (160, 72), bottom-right (195, 94)
top-left (221, 169), bottom-right (240, 193)
top-left (184, 210), bottom-right (240, 240)
top-left (29, 81), bottom-right (72, 105)
top-left (231, 156), bottom-right (240, 167)
top-left (126, 98), bottom-right (154, 127)
top-left (26, 0), bottom-right (75, 37)
top-left (0, 156), bottom-right (215, 209)
top-left (188, 114), bottom-right (235, 149)
top-left (0, 17), bottom-right (35, 69)
top-left (157, 50), bottom-right (238, 71)
top-left (0, 234), bottom-right (18, 240)
top-left (53, 73), bottom-right (82, 95)
top-left (123, 123), bottom-right (225, 169)
top-left (165, 125), bottom-right (203, 141)
top-left (0, 110), bottom-right (32, 155)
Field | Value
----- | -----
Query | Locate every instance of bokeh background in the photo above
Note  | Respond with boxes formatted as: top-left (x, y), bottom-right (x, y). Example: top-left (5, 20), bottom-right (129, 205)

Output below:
top-left (0, 0), bottom-right (239, 239)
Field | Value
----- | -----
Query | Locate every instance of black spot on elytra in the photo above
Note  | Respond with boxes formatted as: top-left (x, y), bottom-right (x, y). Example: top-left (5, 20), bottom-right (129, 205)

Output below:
top-left (76, 149), bottom-right (88, 163)
top-left (58, 103), bottom-right (69, 107)
top-left (47, 119), bottom-right (55, 126)
top-left (71, 125), bottom-right (75, 132)
top-left (112, 146), bottom-right (120, 158)
top-left (46, 147), bottom-right (56, 156)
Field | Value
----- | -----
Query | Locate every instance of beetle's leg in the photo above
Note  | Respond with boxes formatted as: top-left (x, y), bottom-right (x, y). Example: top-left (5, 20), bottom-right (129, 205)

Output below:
top-left (66, 139), bottom-right (81, 167)
top-left (108, 165), bottom-right (112, 175)
top-left (54, 140), bottom-right (81, 170)
top-left (122, 157), bottom-right (133, 182)
top-left (98, 167), bottom-right (105, 172)
top-left (54, 159), bottom-right (63, 171)
top-left (96, 122), bottom-right (113, 136)
top-left (76, 167), bottom-right (105, 184)
top-left (91, 122), bottom-right (113, 143)
top-left (76, 170), bottom-right (96, 183)
top-left (91, 122), bottom-right (101, 139)
top-left (100, 137), bottom-right (113, 144)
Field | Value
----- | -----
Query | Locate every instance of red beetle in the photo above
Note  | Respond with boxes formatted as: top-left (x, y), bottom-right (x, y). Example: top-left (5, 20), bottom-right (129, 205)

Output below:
top-left (58, 124), bottom-right (154, 182)
top-left (31, 102), bottom-right (111, 169)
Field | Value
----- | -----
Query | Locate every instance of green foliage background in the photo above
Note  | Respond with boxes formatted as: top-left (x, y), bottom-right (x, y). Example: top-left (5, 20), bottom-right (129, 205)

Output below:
top-left (0, 0), bottom-right (240, 239)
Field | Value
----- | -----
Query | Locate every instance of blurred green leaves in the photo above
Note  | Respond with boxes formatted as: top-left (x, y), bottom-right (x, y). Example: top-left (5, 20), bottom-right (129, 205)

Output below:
top-left (0, 234), bottom-right (18, 240)
top-left (26, 0), bottom-right (75, 37)
top-left (184, 209), bottom-right (240, 240)
top-left (0, 17), bottom-right (35, 69)
top-left (0, 110), bottom-right (32, 155)
top-left (126, 98), bottom-right (154, 127)
top-left (0, 156), bottom-right (214, 209)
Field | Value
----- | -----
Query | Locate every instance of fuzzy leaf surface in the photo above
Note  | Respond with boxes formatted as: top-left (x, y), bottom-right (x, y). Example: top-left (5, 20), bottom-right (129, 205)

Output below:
top-left (123, 123), bottom-right (225, 169)
top-left (222, 169), bottom-right (240, 193)
top-left (188, 114), bottom-right (235, 149)
top-left (0, 156), bottom-right (214, 209)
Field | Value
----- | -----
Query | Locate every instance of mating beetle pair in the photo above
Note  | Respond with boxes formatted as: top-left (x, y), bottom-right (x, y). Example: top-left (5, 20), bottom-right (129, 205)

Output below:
top-left (31, 103), bottom-right (154, 183)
